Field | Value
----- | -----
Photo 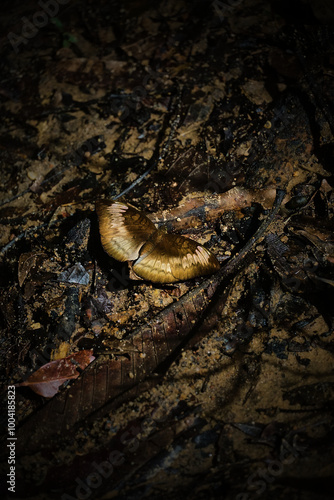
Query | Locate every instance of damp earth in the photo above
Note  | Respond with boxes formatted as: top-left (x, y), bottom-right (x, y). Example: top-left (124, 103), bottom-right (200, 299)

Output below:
top-left (0, 1), bottom-right (334, 499)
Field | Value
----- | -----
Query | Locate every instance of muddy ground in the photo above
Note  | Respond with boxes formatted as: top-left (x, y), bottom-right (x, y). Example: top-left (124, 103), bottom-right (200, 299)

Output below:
top-left (0, 1), bottom-right (334, 499)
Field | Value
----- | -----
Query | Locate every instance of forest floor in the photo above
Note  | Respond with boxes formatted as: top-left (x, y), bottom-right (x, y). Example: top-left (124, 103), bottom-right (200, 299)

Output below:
top-left (0, 1), bottom-right (334, 499)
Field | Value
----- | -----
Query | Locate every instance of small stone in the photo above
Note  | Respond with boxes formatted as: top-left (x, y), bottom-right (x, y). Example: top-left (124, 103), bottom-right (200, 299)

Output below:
top-left (27, 170), bottom-right (38, 180)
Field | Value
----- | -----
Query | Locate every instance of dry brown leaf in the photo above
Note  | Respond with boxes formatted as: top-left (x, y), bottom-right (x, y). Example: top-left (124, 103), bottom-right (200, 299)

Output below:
top-left (18, 251), bottom-right (47, 287)
top-left (18, 350), bottom-right (95, 398)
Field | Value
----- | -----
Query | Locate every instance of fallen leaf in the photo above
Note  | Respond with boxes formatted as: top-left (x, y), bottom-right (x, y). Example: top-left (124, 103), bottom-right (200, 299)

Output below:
top-left (18, 252), bottom-right (47, 287)
top-left (58, 263), bottom-right (90, 285)
top-left (18, 350), bottom-right (95, 398)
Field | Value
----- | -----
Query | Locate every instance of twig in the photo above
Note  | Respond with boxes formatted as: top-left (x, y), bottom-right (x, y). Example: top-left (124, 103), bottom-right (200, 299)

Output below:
top-left (113, 85), bottom-right (183, 200)
top-left (0, 223), bottom-right (48, 258)
top-left (215, 188), bottom-right (286, 281)
top-left (113, 163), bottom-right (156, 200)
top-left (0, 218), bottom-right (64, 258)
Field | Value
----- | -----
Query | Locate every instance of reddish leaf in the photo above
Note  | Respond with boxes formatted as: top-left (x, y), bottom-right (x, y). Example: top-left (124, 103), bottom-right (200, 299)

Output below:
top-left (18, 350), bottom-right (95, 398)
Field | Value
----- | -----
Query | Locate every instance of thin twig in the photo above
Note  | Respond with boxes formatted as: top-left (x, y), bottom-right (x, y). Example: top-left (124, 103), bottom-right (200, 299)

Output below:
top-left (113, 85), bottom-right (183, 201)
top-left (215, 188), bottom-right (286, 281)
top-left (0, 223), bottom-right (48, 258)
top-left (0, 218), bottom-right (64, 258)
top-left (113, 164), bottom-right (156, 200)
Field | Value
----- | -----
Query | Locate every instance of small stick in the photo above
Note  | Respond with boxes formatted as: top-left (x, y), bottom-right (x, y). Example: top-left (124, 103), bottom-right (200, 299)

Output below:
top-left (215, 188), bottom-right (286, 282)
top-left (113, 86), bottom-right (183, 200)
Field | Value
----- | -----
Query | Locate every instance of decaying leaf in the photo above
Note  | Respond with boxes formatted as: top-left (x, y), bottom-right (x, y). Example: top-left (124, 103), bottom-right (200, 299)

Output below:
top-left (18, 251), bottom-right (47, 287)
top-left (58, 263), bottom-right (90, 285)
top-left (18, 350), bottom-right (95, 398)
